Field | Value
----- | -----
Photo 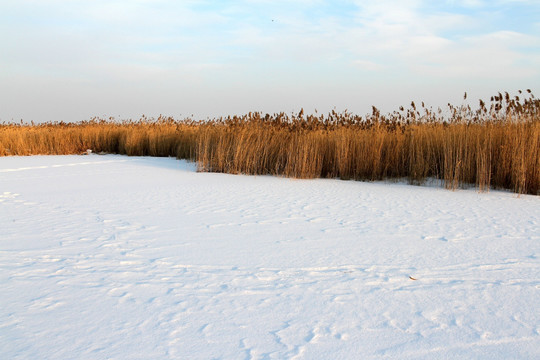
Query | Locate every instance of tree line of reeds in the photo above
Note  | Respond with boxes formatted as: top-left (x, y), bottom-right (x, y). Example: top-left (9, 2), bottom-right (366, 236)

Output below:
top-left (1, 91), bottom-right (538, 195)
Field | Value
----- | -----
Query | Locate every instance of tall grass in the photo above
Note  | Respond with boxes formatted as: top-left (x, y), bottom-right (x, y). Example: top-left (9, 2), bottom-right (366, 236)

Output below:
top-left (0, 117), bottom-right (199, 159)
top-left (1, 91), bottom-right (538, 194)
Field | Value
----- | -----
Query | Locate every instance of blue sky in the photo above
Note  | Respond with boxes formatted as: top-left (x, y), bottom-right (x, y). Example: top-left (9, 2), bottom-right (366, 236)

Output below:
top-left (1, 0), bottom-right (539, 122)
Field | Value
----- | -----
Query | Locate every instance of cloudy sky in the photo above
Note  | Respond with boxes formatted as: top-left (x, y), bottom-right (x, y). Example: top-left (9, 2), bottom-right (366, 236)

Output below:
top-left (1, 0), bottom-right (539, 122)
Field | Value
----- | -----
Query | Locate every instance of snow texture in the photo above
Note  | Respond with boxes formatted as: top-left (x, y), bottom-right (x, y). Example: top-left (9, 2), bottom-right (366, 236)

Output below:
top-left (1, 155), bottom-right (539, 359)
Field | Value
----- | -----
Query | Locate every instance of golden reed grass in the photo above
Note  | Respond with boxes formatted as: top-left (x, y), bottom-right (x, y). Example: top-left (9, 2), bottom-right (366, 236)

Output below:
top-left (1, 91), bottom-right (538, 195)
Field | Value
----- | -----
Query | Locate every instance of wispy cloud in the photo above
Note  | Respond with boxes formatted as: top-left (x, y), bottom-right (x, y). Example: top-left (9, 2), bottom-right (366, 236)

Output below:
top-left (0, 0), bottom-right (539, 121)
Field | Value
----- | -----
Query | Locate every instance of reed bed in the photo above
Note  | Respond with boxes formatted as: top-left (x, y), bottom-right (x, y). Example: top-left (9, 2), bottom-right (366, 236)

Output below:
top-left (1, 91), bottom-right (538, 194)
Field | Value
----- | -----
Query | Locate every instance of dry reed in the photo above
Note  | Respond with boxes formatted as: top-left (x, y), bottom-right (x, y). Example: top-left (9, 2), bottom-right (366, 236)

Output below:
top-left (1, 92), bottom-right (538, 195)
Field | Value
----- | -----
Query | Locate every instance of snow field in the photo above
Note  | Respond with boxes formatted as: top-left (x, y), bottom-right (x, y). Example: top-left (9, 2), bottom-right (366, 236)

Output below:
top-left (0, 155), bottom-right (539, 359)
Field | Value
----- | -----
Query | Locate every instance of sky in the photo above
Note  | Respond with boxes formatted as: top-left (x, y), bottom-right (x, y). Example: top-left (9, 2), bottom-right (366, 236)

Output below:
top-left (1, 0), bottom-right (539, 122)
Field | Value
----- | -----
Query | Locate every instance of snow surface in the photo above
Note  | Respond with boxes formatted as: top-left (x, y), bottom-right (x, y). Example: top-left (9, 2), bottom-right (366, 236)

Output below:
top-left (1, 155), bottom-right (539, 359)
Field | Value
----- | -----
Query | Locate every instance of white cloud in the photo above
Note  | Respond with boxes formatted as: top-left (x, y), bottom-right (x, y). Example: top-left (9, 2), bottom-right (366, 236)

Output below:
top-left (446, 0), bottom-right (486, 7)
top-left (0, 0), bottom-right (539, 122)
top-left (352, 59), bottom-right (386, 71)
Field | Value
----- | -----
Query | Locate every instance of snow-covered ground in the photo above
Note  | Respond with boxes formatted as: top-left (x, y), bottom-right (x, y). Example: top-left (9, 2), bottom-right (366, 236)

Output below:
top-left (1, 155), bottom-right (538, 359)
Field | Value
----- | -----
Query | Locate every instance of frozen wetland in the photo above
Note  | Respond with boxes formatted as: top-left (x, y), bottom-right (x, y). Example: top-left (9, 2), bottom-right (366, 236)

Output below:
top-left (1, 155), bottom-right (539, 359)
